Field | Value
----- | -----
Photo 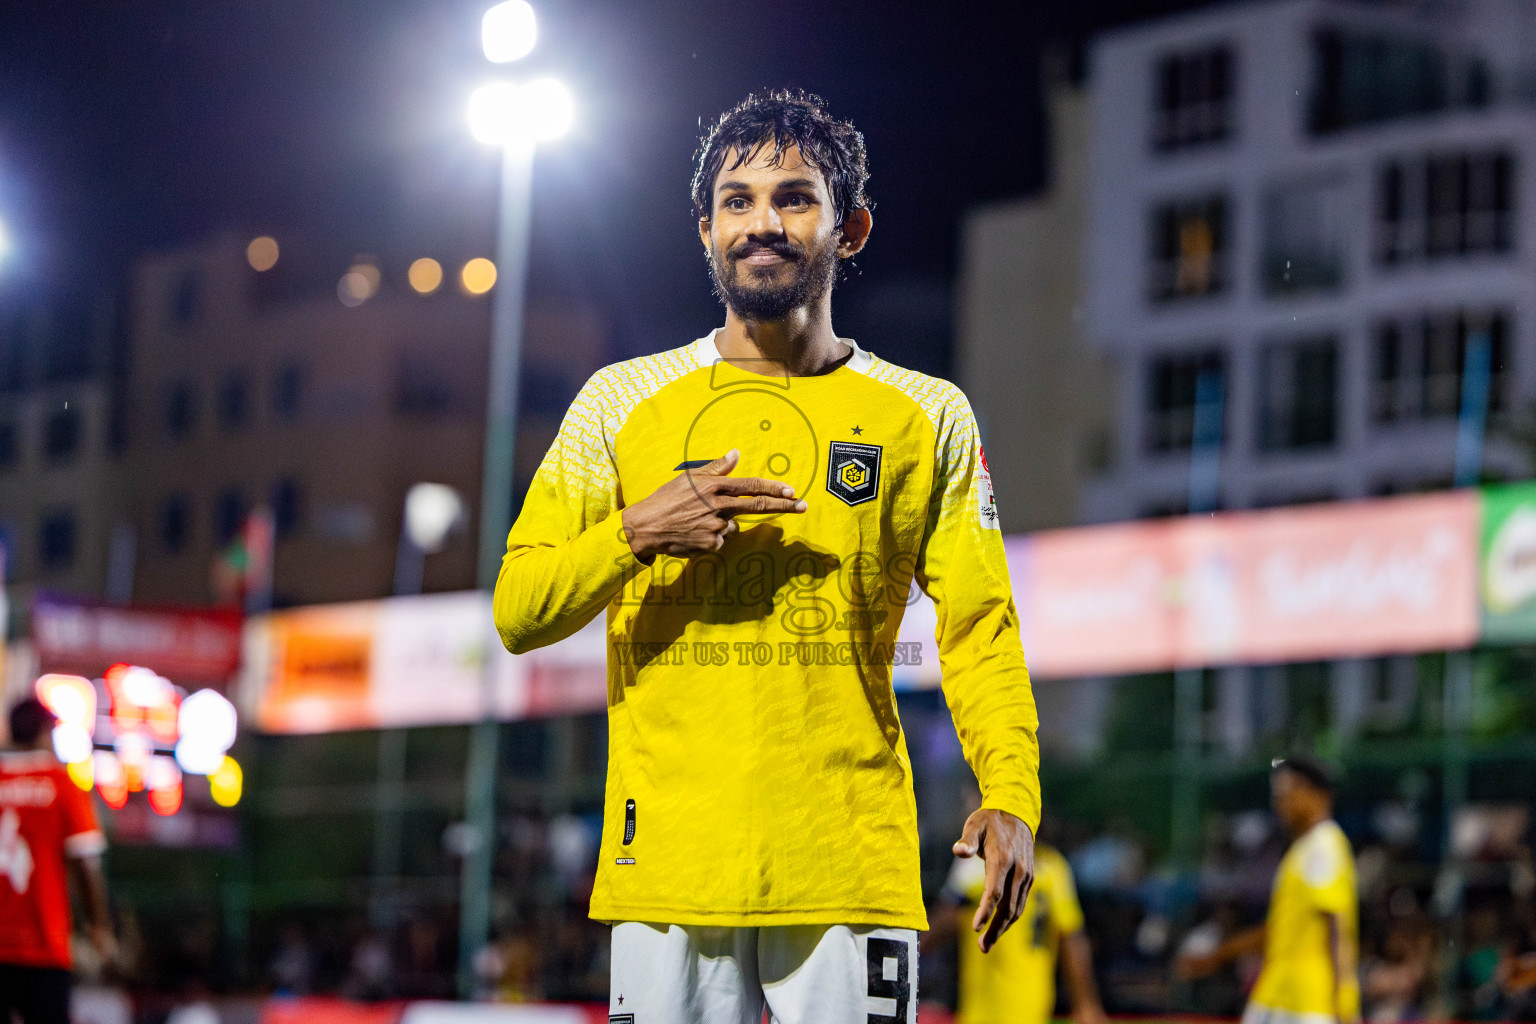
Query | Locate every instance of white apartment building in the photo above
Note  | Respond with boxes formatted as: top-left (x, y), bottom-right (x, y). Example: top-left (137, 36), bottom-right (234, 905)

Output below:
top-left (1083, 0), bottom-right (1536, 521)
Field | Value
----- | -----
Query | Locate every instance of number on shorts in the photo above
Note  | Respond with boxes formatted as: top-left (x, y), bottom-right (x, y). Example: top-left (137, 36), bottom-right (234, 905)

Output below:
top-left (865, 936), bottom-right (909, 1024)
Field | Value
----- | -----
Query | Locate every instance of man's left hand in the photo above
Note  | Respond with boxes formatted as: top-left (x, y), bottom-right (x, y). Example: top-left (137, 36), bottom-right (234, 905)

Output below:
top-left (952, 808), bottom-right (1034, 953)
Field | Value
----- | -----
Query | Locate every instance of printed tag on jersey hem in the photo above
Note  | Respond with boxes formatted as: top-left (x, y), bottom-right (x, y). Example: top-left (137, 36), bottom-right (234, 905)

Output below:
top-left (610, 1015), bottom-right (635, 1024)
top-left (977, 444), bottom-right (1000, 530)
top-left (616, 857), bottom-right (636, 865)
top-left (826, 441), bottom-right (882, 507)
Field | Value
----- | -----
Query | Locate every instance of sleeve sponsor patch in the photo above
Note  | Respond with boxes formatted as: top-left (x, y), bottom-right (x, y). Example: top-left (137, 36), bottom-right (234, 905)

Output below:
top-left (977, 444), bottom-right (1000, 530)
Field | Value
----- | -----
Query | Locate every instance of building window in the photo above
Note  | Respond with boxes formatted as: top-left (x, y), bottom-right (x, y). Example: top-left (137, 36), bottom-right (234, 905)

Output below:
top-left (272, 362), bottom-right (303, 421)
top-left (1249, 489), bottom-right (1338, 510)
top-left (1309, 28), bottom-right (1451, 134)
top-left (166, 381), bottom-right (198, 440)
top-left (214, 488), bottom-right (246, 547)
top-left (0, 418), bottom-right (17, 472)
top-left (171, 269), bottom-right (201, 326)
top-left (1153, 44), bottom-right (1234, 152)
top-left (1150, 195), bottom-right (1229, 303)
top-left (1371, 309), bottom-right (1509, 423)
top-left (39, 510), bottom-right (76, 571)
top-left (270, 475), bottom-right (302, 539)
top-left (1147, 350), bottom-right (1226, 453)
top-left (1259, 335), bottom-right (1338, 452)
top-left (393, 354), bottom-right (457, 417)
top-left (1376, 150), bottom-right (1515, 264)
top-left (43, 407), bottom-right (81, 464)
top-left (160, 492), bottom-right (191, 554)
top-left (217, 370), bottom-right (250, 431)
top-left (1263, 176), bottom-right (1348, 296)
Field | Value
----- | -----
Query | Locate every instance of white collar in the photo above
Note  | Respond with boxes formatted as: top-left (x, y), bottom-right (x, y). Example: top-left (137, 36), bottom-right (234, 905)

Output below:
top-left (692, 327), bottom-right (872, 376)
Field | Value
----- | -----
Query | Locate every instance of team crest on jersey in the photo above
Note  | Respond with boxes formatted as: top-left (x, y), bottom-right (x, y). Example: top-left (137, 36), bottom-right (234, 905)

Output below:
top-left (826, 441), bottom-right (882, 507)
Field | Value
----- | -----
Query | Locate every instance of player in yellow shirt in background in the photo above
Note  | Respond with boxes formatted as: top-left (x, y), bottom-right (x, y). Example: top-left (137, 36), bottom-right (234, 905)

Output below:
top-left (925, 792), bottom-right (1107, 1024)
top-left (495, 89), bottom-right (1041, 1024)
top-left (1179, 756), bottom-right (1360, 1024)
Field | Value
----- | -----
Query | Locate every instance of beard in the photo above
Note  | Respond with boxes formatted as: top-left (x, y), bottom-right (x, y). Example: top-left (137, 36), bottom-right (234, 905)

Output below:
top-left (708, 233), bottom-right (839, 322)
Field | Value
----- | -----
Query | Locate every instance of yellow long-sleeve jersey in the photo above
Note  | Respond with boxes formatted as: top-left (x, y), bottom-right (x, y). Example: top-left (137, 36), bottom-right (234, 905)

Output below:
top-left (948, 845), bottom-right (1085, 1024)
top-left (494, 330), bottom-right (1040, 929)
top-left (1250, 820), bottom-right (1360, 1022)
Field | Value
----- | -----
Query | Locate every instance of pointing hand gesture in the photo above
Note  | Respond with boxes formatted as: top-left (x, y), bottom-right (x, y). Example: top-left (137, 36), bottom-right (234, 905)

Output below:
top-left (621, 448), bottom-right (807, 563)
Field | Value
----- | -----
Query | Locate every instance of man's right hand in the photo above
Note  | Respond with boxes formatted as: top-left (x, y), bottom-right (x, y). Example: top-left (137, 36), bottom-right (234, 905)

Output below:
top-left (621, 448), bottom-right (807, 563)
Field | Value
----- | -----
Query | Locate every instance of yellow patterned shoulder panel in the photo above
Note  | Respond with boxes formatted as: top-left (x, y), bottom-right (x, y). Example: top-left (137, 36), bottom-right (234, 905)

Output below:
top-left (549, 344), bottom-right (702, 500)
top-left (862, 354), bottom-right (980, 463)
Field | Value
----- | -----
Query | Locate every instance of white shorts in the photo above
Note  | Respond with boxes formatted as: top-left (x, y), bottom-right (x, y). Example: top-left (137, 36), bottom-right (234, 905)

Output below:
top-left (609, 921), bottom-right (918, 1024)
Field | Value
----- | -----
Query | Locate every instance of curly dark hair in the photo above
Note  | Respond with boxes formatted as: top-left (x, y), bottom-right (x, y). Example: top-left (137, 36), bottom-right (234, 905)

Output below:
top-left (1272, 754), bottom-right (1335, 796)
top-left (691, 88), bottom-right (872, 227)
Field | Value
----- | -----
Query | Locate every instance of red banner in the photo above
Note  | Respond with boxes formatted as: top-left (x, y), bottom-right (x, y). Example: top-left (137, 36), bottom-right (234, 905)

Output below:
top-left (31, 593), bottom-right (243, 684)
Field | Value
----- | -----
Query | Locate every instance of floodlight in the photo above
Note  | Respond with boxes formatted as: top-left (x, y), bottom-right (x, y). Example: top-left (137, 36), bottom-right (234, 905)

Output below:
top-left (482, 1), bottom-right (537, 63)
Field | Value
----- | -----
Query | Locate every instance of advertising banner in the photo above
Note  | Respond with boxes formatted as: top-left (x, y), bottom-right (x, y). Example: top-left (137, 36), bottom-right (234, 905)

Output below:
top-left (1479, 481), bottom-right (1536, 644)
top-left (1017, 491), bottom-right (1480, 677)
top-left (31, 593), bottom-right (243, 685)
top-left (247, 593), bottom-right (529, 734)
top-left (242, 490), bottom-right (1491, 732)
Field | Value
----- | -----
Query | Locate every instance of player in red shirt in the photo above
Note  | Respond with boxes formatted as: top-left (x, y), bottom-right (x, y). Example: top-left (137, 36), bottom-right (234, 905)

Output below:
top-left (1, 697), bottom-right (115, 1024)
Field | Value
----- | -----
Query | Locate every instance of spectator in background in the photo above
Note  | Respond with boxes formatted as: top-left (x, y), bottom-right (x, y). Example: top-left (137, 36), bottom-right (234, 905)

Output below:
top-left (1459, 903), bottom-right (1507, 1019)
top-left (268, 922), bottom-right (315, 995)
top-left (1362, 913), bottom-right (1437, 1022)
top-left (1498, 910), bottom-right (1536, 1018)
top-left (1175, 902), bottom-right (1250, 1016)
top-left (0, 697), bottom-right (116, 1024)
top-left (341, 930), bottom-right (392, 1001)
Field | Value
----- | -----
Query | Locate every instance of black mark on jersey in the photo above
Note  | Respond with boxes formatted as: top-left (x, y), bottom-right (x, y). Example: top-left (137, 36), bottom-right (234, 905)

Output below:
top-left (624, 799), bottom-right (636, 844)
top-left (675, 458), bottom-right (718, 470)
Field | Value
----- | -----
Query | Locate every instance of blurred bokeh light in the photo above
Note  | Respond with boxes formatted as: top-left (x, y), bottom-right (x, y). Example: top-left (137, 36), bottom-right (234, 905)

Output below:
top-left (337, 260), bottom-right (381, 306)
top-left (245, 234), bottom-right (279, 271)
top-left (461, 256), bottom-right (497, 294)
top-left (408, 256), bottom-right (443, 294)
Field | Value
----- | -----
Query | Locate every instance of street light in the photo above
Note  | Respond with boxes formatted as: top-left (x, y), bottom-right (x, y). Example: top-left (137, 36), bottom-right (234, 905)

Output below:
top-left (394, 482), bottom-right (465, 596)
top-left (467, 78), bottom-right (574, 146)
top-left (481, 0), bottom-right (536, 63)
top-left (459, 0), bottom-right (573, 998)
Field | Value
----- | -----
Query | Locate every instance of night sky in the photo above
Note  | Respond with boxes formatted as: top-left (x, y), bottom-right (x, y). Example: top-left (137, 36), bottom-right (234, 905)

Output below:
top-left (0, 0), bottom-right (1212, 371)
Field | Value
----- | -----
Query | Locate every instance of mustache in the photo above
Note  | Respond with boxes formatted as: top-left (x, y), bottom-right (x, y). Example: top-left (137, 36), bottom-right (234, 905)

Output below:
top-left (727, 239), bottom-right (804, 262)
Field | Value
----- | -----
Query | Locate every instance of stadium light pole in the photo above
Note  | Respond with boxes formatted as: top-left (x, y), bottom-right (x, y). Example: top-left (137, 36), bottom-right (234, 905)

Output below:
top-left (460, 2), bottom-right (574, 998)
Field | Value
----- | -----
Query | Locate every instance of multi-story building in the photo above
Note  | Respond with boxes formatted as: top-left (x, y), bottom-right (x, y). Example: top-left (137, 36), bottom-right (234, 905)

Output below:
top-left (120, 233), bottom-right (607, 608)
top-left (955, 74), bottom-right (1116, 533)
top-left (0, 296), bottom-right (129, 621)
top-left (1083, 0), bottom-right (1536, 522)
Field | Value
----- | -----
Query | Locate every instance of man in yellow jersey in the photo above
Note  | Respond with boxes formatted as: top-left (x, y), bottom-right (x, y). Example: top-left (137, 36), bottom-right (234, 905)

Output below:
top-left (1178, 757), bottom-right (1360, 1024)
top-left (925, 796), bottom-right (1106, 1024)
top-left (494, 89), bottom-right (1041, 1024)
